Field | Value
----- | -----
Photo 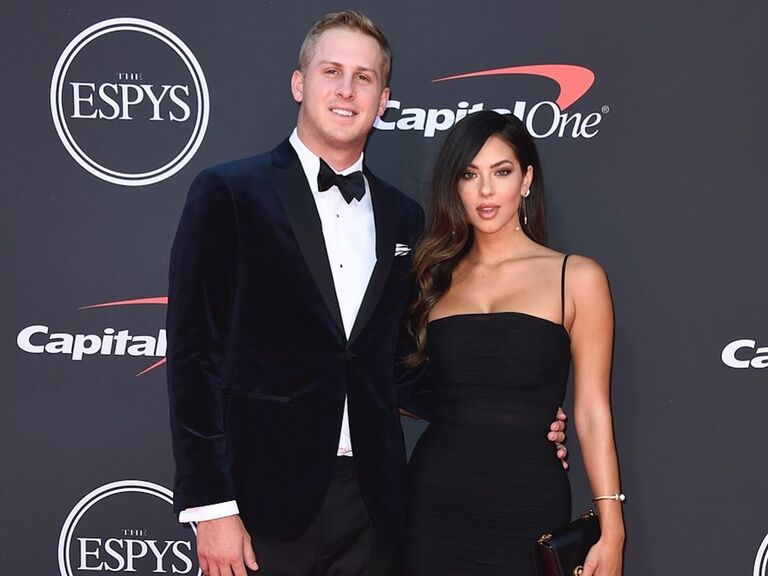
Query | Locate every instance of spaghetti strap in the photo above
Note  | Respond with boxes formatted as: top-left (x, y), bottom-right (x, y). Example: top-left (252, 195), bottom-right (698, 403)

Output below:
top-left (560, 254), bottom-right (571, 325)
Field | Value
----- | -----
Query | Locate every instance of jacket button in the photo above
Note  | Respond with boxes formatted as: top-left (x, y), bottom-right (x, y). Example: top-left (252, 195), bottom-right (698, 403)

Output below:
top-left (345, 351), bottom-right (357, 360)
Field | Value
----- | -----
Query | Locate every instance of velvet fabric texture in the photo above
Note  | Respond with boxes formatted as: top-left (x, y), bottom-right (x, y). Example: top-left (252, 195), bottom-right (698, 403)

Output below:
top-left (167, 139), bottom-right (425, 544)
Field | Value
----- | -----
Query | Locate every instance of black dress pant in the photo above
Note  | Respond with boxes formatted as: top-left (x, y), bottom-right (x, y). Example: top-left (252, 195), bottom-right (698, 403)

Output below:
top-left (247, 457), bottom-right (395, 576)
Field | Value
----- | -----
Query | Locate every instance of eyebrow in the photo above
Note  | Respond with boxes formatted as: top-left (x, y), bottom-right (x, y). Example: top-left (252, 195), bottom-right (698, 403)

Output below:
top-left (317, 60), bottom-right (379, 77)
top-left (466, 159), bottom-right (515, 169)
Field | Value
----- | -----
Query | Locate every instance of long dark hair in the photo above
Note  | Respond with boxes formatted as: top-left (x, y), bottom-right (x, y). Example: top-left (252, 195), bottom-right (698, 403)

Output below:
top-left (407, 111), bottom-right (548, 365)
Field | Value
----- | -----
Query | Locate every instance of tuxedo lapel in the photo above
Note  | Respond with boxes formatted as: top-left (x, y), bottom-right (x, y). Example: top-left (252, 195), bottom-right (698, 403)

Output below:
top-left (348, 168), bottom-right (396, 345)
top-left (270, 140), bottom-right (345, 336)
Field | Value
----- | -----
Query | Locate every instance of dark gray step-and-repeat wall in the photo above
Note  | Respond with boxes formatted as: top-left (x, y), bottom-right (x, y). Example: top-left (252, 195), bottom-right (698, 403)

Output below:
top-left (2, 2), bottom-right (766, 574)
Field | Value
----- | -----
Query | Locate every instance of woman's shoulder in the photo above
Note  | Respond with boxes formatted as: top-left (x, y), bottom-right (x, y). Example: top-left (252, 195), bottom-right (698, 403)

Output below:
top-left (562, 254), bottom-right (611, 301)
top-left (526, 248), bottom-right (603, 273)
top-left (564, 254), bottom-right (606, 276)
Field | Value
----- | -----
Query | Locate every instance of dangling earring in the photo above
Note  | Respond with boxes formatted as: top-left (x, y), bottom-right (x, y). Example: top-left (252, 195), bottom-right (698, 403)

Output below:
top-left (521, 188), bottom-right (530, 227)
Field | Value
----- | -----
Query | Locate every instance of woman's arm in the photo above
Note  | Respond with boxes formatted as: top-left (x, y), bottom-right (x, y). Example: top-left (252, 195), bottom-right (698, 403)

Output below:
top-left (568, 255), bottom-right (624, 576)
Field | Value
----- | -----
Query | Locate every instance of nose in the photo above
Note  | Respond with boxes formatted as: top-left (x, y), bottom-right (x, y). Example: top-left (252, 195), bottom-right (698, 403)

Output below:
top-left (336, 73), bottom-right (354, 99)
top-left (478, 175), bottom-right (493, 197)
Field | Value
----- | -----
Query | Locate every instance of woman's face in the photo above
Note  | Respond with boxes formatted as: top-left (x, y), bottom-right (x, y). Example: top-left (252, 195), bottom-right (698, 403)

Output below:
top-left (457, 134), bottom-right (533, 237)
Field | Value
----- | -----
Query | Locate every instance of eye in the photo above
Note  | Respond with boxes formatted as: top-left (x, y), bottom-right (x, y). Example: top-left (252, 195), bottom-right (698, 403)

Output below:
top-left (356, 73), bottom-right (371, 82)
top-left (495, 168), bottom-right (512, 176)
top-left (325, 68), bottom-right (340, 76)
top-left (461, 171), bottom-right (477, 180)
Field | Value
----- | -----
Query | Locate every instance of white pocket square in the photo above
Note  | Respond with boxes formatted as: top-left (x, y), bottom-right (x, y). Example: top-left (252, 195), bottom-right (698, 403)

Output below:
top-left (394, 243), bottom-right (411, 256)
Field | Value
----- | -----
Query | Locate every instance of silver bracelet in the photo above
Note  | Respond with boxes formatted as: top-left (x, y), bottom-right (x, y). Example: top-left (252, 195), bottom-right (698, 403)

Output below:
top-left (592, 492), bottom-right (626, 502)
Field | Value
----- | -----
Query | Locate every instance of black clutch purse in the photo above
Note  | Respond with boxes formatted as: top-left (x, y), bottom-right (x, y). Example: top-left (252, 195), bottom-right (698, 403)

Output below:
top-left (536, 510), bottom-right (600, 576)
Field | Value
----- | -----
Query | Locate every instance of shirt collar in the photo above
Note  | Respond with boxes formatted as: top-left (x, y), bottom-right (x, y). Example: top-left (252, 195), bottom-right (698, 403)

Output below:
top-left (289, 128), bottom-right (365, 193)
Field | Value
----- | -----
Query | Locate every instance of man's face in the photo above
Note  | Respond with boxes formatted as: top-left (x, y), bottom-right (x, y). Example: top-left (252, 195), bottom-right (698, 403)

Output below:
top-left (291, 28), bottom-right (390, 161)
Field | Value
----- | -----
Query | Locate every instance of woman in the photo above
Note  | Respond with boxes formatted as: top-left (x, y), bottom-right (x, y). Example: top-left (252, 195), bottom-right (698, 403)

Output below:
top-left (402, 111), bottom-right (624, 576)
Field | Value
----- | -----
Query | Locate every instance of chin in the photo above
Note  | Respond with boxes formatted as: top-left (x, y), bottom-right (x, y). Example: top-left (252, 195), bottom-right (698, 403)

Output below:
top-left (473, 220), bottom-right (515, 236)
top-left (474, 226), bottom-right (501, 236)
top-left (325, 129), bottom-right (365, 149)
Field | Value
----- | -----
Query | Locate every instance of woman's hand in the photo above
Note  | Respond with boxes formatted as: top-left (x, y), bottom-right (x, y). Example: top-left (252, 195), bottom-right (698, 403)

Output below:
top-left (581, 535), bottom-right (624, 576)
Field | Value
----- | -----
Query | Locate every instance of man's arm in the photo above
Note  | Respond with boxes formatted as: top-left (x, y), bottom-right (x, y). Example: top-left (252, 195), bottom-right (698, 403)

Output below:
top-left (167, 168), bottom-right (238, 512)
top-left (394, 320), bottom-right (431, 420)
top-left (168, 169), bottom-right (260, 575)
top-left (395, 203), bottom-right (432, 419)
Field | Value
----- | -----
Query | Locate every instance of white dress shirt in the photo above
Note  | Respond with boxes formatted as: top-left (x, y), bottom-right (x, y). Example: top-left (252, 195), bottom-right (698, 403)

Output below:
top-left (179, 130), bottom-right (377, 522)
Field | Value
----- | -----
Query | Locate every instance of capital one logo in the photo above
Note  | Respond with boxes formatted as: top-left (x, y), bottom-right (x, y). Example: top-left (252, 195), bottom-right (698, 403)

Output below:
top-left (58, 480), bottom-right (199, 576)
top-left (375, 64), bottom-right (606, 139)
top-left (50, 18), bottom-right (209, 186)
top-left (722, 339), bottom-right (768, 369)
top-left (16, 296), bottom-right (167, 376)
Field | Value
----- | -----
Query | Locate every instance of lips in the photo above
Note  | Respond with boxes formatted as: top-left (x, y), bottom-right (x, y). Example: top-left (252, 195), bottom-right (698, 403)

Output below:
top-left (476, 204), bottom-right (500, 219)
top-left (330, 107), bottom-right (356, 118)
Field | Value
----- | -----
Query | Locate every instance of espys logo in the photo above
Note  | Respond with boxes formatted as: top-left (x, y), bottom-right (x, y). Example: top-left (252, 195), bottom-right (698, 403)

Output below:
top-left (16, 297), bottom-right (167, 376)
top-left (721, 339), bottom-right (768, 369)
top-left (756, 532), bottom-right (768, 576)
top-left (375, 64), bottom-right (605, 139)
top-left (58, 480), bottom-right (199, 576)
top-left (50, 18), bottom-right (209, 186)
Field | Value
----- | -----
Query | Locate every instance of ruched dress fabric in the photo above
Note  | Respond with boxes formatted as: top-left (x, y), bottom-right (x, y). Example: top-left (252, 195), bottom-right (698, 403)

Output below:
top-left (402, 311), bottom-right (572, 576)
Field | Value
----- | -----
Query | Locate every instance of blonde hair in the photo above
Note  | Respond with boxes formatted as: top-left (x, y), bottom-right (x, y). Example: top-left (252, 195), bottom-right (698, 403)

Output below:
top-left (298, 10), bottom-right (392, 85)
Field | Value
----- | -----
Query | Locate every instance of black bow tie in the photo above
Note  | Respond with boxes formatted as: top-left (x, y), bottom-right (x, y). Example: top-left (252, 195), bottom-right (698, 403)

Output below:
top-left (317, 158), bottom-right (366, 204)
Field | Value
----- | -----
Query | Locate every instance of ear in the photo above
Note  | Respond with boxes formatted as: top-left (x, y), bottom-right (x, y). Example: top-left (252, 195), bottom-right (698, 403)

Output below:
top-left (523, 165), bottom-right (534, 192)
top-left (377, 86), bottom-right (390, 117)
top-left (291, 70), bottom-right (304, 104)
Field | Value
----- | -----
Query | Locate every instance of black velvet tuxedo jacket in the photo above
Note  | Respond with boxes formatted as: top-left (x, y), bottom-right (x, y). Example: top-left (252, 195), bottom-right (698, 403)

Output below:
top-left (167, 139), bottom-right (425, 544)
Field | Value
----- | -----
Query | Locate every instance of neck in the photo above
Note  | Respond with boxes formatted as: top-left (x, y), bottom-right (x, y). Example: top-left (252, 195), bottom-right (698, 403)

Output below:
top-left (296, 126), bottom-right (363, 172)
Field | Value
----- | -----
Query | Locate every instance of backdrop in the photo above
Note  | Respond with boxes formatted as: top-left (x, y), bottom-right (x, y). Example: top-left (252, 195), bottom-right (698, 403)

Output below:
top-left (3, 2), bottom-right (767, 574)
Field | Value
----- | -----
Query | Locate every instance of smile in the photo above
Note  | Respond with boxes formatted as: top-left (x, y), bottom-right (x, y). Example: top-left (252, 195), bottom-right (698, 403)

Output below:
top-left (331, 108), bottom-right (355, 117)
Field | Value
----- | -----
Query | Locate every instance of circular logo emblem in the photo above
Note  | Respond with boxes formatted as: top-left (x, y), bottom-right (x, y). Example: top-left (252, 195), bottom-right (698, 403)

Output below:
top-left (50, 18), bottom-right (209, 186)
top-left (756, 532), bottom-right (768, 576)
top-left (58, 480), bottom-right (200, 576)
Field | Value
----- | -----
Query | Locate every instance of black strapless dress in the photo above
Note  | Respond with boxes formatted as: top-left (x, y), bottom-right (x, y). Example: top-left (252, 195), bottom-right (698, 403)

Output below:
top-left (402, 312), bottom-right (572, 576)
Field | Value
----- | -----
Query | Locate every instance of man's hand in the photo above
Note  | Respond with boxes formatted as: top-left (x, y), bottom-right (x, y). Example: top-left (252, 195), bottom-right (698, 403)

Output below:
top-left (196, 515), bottom-right (258, 576)
top-left (547, 406), bottom-right (569, 470)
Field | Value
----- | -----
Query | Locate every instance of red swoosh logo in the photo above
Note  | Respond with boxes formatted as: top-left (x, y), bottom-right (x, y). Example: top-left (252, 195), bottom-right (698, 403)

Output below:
top-left (136, 357), bottom-right (167, 377)
top-left (80, 296), bottom-right (168, 376)
top-left (432, 64), bottom-right (595, 111)
top-left (79, 297), bottom-right (168, 309)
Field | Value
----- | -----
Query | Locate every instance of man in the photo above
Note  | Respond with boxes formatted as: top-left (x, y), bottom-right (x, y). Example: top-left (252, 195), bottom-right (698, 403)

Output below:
top-left (167, 11), bottom-right (566, 576)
